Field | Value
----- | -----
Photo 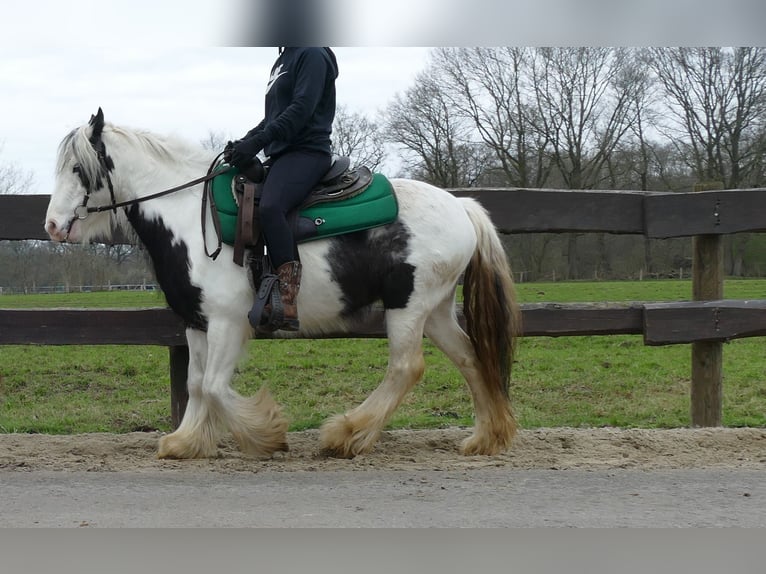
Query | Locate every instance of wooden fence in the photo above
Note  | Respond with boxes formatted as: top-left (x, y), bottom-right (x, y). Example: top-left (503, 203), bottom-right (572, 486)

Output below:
top-left (1, 188), bottom-right (765, 428)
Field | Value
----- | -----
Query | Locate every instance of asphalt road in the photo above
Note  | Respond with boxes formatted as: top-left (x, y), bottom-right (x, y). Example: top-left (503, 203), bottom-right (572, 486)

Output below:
top-left (1, 468), bottom-right (763, 527)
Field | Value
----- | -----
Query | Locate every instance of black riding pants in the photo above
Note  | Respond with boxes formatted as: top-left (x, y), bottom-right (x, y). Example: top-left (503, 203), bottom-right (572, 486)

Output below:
top-left (259, 149), bottom-right (331, 269)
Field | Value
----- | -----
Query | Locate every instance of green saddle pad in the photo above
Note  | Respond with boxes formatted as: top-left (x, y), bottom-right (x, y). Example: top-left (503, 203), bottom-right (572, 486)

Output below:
top-left (211, 167), bottom-right (398, 246)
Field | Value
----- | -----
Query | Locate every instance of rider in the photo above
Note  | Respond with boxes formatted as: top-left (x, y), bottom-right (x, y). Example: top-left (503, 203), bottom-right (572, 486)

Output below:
top-left (227, 47), bottom-right (338, 331)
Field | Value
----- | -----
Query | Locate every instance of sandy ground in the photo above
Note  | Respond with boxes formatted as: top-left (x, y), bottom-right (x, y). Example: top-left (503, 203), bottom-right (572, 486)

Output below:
top-left (1, 427), bottom-right (765, 473)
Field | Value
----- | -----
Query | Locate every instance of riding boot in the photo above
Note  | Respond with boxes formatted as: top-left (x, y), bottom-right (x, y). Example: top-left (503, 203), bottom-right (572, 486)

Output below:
top-left (276, 260), bottom-right (302, 331)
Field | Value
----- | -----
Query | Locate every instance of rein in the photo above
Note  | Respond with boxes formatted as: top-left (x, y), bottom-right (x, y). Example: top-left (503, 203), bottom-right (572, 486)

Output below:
top-left (74, 151), bottom-right (230, 217)
top-left (69, 146), bottom-right (231, 259)
top-left (83, 165), bottom-right (228, 214)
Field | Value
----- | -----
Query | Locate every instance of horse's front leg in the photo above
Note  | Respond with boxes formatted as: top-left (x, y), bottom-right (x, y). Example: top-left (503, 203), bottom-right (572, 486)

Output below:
top-left (158, 319), bottom-right (288, 459)
top-left (202, 317), bottom-right (289, 457)
top-left (158, 328), bottom-right (219, 459)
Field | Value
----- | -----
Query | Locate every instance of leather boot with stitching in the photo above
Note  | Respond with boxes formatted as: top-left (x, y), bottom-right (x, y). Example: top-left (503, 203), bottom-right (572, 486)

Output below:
top-left (276, 260), bottom-right (302, 331)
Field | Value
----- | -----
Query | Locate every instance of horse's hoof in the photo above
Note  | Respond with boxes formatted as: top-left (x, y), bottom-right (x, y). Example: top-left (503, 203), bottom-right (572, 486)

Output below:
top-left (319, 413), bottom-right (379, 458)
top-left (459, 433), bottom-right (510, 456)
top-left (157, 432), bottom-right (216, 459)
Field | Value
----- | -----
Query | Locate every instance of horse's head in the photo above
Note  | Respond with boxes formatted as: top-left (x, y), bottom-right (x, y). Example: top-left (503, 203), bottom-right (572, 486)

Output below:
top-left (45, 108), bottom-right (116, 243)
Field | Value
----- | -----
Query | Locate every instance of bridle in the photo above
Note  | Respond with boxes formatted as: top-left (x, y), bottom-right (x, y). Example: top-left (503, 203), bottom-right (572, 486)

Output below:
top-left (68, 135), bottom-right (117, 227)
top-left (67, 136), bottom-right (231, 258)
top-left (70, 142), bottom-right (228, 219)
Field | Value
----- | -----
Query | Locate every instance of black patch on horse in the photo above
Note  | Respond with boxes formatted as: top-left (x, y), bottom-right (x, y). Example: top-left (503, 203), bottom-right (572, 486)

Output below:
top-left (126, 205), bottom-right (207, 330)
top-left (327, 220), bottom-right (415, 315)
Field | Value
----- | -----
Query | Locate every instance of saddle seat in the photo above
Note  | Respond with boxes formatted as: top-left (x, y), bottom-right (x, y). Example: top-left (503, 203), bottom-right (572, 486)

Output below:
top-left (286, 155), bottom-right (368, 209)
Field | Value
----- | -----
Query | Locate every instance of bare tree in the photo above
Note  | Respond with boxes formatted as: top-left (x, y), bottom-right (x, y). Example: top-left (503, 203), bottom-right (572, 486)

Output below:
top-left (433, 47), bottom-right (553, 188)
top-left (384, 67), bottom-right (491, 187)
top-left (530, 47), bottom-right (639, 190)
top-left (528, 48), bottom-right (641, 278)
top-left (0, 143), bottom-right (34, 194)
top-left (599, 49), bottom-right (662, 274)
top-left (647, 47), bottom-right (766, 189)
top-left (331, 105), bottom-right (386, 171)
top-left (200, 130), bottom-right (231, 152)
top-left (648, 48), bottom-right (766, 277)
top-left (103, 243), bottom-right (138, 267)
top-left (721, 48), bottom-right (766, 187)
top-left (421, 48), bottom-right (647, 278)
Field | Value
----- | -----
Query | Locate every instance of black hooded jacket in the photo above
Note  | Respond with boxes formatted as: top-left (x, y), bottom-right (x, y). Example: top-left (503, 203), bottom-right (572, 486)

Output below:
top-left (246, 47), bottom-right (338, 158)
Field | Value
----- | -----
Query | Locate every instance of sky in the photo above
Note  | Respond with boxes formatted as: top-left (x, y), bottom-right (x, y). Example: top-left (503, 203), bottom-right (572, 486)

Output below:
top-left (1, 0), bottom-right (764, 195)
top-left (0, 47), bottom-right (432, 194)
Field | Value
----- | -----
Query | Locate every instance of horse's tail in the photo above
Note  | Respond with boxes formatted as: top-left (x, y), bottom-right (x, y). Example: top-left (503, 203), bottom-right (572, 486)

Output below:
top-left (460, 198), bottom-right (521, 401)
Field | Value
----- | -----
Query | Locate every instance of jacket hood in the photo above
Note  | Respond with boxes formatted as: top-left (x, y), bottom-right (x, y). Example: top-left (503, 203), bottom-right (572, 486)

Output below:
top-left (281, 47), bottom-right (338, 79)
top-left (323, 47), bottom-right (339, 79)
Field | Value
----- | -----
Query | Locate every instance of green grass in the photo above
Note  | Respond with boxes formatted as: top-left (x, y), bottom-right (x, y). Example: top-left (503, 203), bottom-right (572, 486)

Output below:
top-left (0, 290), bottom-right (165, 309)
top-left (515, 277), bottom-right (765, 302)
top-left (1, 280), bottom-right (764, 434)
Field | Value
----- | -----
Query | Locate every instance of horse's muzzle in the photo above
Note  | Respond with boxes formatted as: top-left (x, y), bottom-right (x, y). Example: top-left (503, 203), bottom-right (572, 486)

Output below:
top-left (45, 218), bottom-right (70, 242)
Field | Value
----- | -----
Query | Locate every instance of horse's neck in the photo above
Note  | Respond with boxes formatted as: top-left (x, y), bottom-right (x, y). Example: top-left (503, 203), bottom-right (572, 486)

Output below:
top-left (108, 132), bottom-right (214, 251)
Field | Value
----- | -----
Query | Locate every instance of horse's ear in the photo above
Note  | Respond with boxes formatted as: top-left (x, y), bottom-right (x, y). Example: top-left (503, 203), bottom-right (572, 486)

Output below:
top-left (89, 107), bottom-right (105, 141)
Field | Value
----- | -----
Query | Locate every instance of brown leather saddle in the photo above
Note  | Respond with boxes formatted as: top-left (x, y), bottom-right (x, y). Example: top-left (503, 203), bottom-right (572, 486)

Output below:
top-left (231, 156), bottom-right (372, 267)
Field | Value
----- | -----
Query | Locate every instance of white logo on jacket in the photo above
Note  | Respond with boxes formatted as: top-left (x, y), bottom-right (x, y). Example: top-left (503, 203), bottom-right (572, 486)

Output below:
top-left (266, 64), bottom-right (286, 94)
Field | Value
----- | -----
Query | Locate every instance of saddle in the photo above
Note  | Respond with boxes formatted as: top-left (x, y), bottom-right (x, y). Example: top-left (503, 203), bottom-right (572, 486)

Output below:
top-left (231, 156), bottom-right (373, 267)
top-left (201, 156), bottom-right (396, 332)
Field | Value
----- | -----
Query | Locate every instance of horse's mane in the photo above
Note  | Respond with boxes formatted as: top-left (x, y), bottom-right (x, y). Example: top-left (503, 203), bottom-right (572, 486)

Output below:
top-left (109, 125), bottom-right (214, 167)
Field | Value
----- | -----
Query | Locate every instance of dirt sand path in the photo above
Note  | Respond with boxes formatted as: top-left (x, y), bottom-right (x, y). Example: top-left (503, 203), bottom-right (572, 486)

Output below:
top-left (2, 427), bottom-right (765, 473)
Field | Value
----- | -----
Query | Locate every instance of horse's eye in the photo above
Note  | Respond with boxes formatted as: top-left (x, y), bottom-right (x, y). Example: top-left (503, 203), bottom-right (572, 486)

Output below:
top-left (73, 164), bottom-right (81, 174)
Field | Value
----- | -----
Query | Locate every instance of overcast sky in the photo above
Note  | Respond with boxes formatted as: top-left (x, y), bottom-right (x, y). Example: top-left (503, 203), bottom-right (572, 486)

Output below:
top-left (1, 47), bottom-right (432, 194)
top-left (2, 0), bottom-right (764, 195)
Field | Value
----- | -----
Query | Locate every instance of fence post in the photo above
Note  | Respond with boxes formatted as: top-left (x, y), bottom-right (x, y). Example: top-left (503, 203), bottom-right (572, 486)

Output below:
top-left (168, 345), bottom-right (190, 429)
top-left (691, 181), bottom-right (724, 426)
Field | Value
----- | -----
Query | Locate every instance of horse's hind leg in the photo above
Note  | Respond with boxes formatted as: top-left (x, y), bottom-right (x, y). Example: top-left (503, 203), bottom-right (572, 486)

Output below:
top-left (158, 328), bottom-right (220, 459)
top-left (424, 295), bottom-right (516, 455)
top-left (320, 310), bottom-right (426, 458)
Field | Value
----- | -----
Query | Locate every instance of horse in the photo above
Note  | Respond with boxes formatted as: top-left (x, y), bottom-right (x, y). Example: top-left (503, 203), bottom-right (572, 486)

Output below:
top-left (44, 108), bottom-right (521, 459)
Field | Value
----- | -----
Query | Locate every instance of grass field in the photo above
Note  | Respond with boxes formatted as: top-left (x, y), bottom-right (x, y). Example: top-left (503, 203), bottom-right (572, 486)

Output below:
top-left (1, 279), bottom-right (764, 434)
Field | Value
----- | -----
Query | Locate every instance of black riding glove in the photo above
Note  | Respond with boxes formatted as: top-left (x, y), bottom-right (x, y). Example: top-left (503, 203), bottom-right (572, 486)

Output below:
top-left (223, 140), bottom-right (236, 164)
top-left (230, 134), bottom-right (267, 168)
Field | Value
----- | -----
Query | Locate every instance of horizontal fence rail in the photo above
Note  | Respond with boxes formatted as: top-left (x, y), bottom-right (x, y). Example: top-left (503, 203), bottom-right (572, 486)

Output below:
top-left (1, 188), bottom-right (765, 428)
top-left (4, 189), bottom-right (766, 241)
top-left (3, 301), bottom-right (764, 347)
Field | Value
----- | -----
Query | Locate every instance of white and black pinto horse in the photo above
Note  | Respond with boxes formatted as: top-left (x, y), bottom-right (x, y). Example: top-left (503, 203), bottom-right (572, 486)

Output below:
top-left (45, 109), bottom-right (521, 459)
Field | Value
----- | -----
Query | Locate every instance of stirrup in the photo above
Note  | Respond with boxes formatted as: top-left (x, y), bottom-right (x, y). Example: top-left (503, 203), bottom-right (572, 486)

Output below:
top-left (248, 274), bottom-right (283, 331)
